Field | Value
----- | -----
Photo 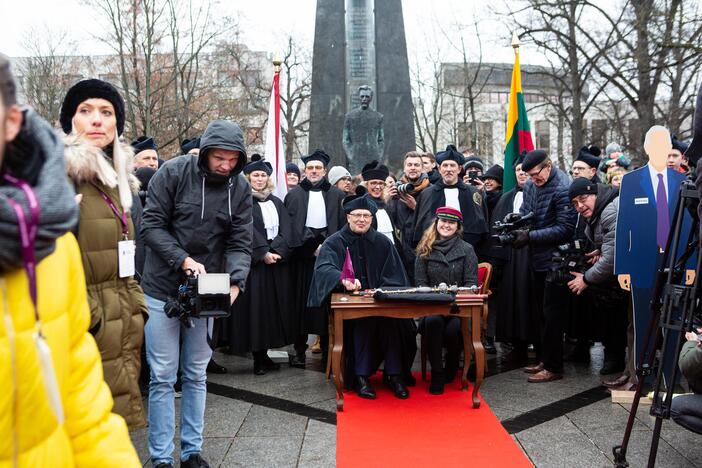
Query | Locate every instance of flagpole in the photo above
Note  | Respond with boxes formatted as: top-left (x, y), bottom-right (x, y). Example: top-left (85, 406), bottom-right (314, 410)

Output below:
top-left (512, 31), bottom-right (520, 54)
top-left (272, 55), bottom-right (282, 177)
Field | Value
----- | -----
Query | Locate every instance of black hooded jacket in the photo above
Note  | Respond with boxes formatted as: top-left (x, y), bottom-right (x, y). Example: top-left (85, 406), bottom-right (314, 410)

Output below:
top-left (140, 120), bottom-right (253, 301)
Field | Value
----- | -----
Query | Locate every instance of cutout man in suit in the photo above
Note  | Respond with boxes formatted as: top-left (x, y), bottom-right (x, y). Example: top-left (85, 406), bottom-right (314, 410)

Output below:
top-left (615, 125), bottom-right (694, 381)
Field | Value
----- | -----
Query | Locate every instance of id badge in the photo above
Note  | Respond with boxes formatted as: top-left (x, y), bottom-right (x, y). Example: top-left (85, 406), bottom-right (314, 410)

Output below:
top-left (118, 240), bottom-right (136, 278)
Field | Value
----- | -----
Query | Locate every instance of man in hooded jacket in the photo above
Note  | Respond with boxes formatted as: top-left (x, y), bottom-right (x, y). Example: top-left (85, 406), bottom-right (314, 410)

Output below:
top-left (140, 119), bottom-right (253, 468)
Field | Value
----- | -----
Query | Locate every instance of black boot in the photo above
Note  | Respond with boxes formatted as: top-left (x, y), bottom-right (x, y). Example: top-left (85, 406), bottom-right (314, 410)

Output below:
top-left (429, 371), bottom-right (445, 395)
top-left (206, 358), bottom-right (227, 374)
top-left (262, 352), bottom-right (281, 371)
top-left (355, 375), bottom-right (376, 399)
top-left (484, 336), bottom-right (497, 355)
top-left (252, 351), bottom-right (267, 376)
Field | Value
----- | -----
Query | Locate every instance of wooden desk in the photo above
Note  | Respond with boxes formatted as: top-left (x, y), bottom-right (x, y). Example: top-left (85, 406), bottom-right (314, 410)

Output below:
top-left (330, 293), bottom-right (486, 411)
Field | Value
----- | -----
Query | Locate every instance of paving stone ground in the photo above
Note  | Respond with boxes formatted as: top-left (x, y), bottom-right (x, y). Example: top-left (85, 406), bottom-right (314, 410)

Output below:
top-left (131, 342), bottom-right (701, 467)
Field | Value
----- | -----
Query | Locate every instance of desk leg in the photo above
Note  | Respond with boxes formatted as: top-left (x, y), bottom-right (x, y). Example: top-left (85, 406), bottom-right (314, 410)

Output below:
top-left (471, 306), bottom-right (485, 409)
top-left (461, 315), bottom-right (471, 392)
top-left (332, 312), bottom-right (345, 411)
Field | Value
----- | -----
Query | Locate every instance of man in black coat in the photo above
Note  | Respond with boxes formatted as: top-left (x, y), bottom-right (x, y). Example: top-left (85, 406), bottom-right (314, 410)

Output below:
top-left (514, 150), bottom-right (576, 383)
top-left (284, 149), bottom-right (346, 367)
top-left (387, 151), bottom-right (432, 283)
top-left (413, 145), bottom-right (489, 249)
top-left (308, 194), bottom-right (412, 400)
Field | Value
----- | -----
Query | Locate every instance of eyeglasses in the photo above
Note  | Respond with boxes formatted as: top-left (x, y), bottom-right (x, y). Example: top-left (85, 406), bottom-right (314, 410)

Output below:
top-left (348, 213), bottom-right (372, 220)
top-left (339, 176), bottom-right (352, 182)
top-left (527, 164), bottom-right (547, 178)
top-left (367, 181), bottom-right (385, 187)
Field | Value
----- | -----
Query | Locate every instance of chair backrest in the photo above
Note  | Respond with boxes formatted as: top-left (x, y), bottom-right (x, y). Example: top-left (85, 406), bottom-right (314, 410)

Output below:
top-left (477, 262), bottom-right (493, 295)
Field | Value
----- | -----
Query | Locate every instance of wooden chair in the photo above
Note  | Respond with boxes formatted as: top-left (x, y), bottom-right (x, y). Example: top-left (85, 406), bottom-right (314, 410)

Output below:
top-left (420, 262), bottom-right (493, 381)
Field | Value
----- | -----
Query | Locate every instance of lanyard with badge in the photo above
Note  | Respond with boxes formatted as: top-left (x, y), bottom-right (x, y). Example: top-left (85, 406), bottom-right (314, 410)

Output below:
top-left (93, 184), bottom-right (135, 278)
top-left (1, 174), bottom-right (64, 423)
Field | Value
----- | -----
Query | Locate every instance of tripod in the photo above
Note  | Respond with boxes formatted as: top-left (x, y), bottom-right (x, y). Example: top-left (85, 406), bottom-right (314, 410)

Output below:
top-left (613, 180), bottom-right (700, 468)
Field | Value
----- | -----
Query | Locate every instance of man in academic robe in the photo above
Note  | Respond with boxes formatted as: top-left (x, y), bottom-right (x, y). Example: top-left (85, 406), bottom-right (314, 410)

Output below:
top-left (413, 144), bottom-right (489, 249)
top-left (571, 145), bottom-right (602, 184)
top-left (284, 149), bottom-right (346, 367)
top-left (307, 194), bottom-right (412, 399)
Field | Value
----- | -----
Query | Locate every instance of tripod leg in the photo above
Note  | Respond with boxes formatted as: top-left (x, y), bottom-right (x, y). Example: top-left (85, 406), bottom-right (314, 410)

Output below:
top-left (647, 417), bottom-right (664, 468)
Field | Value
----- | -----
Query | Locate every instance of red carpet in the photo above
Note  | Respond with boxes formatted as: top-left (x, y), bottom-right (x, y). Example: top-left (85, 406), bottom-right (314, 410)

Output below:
top-left (336, 373), bottom-right (533, 468)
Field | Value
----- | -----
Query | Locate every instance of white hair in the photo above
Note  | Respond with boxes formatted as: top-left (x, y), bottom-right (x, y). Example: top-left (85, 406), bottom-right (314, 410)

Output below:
top-left (643, 125), bottom-right (670, 148)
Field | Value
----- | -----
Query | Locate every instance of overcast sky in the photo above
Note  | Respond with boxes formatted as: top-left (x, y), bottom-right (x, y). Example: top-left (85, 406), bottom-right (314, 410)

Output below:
top-left (1, 0), bottom-right (537, 66)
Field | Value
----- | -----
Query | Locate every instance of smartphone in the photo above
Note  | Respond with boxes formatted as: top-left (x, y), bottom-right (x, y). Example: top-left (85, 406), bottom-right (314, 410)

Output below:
top-left (468, 170), bottom-right (479, 184)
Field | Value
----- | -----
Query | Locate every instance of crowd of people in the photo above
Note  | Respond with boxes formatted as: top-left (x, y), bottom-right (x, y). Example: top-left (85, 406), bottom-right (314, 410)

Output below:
top-left (2, 53), bottom-right (701, 468)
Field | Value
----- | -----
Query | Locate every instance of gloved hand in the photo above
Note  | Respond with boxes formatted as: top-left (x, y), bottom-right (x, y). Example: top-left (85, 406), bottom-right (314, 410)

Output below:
top-left (512, 229), bottom-right (530, 248)
top-left (503, 212), bottom-right (521, 223)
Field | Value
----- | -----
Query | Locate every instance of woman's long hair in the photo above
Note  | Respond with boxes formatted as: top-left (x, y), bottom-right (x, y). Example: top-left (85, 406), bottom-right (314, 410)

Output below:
top-left (416, 218), bottom-right (463, 258)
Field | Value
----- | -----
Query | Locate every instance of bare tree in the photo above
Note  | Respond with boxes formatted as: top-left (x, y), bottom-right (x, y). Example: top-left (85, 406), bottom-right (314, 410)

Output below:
top-left (87, 0), bottom-right (226, 154)
top-left (16, 27), bottom-right (84, 125)
top-left (410, 49), bottom-right (447, 154)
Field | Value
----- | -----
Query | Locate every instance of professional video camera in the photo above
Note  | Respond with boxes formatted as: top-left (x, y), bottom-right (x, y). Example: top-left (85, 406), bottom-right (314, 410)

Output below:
top-left (547, 239), bottom-right (589, 284)
top-left (492, 211), bottom-right (534, 246)
top-left (396, 173), bottom-right (428, 196)
top-left (163, 271), bottom-right (231, 327)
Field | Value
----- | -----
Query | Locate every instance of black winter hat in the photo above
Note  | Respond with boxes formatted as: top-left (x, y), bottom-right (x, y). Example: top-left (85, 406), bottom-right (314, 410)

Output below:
top-left (568, 178), bottom-right (598, 200)
top-left (60, 79), bottom-right (125, 135)
top-left (481, 164), bottom-right (504, 184)
top-left (135, 167), bottom-right (157, 192)
top-left (671, 134), bottom-right (689, 154)
top-left (301, 149), bottom-right (331, 167)
top-left (131, 135), bottom-right (157, 154)
top-left (463, 156), bottom-right (485, 171)
top-left (576, 145), bottom-right (601, 168)
top-left (343, 193), bottom-right (378, 215)
top-left (361, 160), bottom-right (389, 181)
top-left (521, 150), bottom-right (549, 172)
top-left (244, 153), bottom-right (273, 175)
top-left (436, 144), bottom-right (465, 166)
top-left (181, 137), bottom-right (200, 154)
top-left (286, 162), bottom-right (301, 177)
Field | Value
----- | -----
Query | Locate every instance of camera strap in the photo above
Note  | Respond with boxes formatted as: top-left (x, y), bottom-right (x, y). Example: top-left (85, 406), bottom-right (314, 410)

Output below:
top-left (1, 174), bottom-right (65, 424)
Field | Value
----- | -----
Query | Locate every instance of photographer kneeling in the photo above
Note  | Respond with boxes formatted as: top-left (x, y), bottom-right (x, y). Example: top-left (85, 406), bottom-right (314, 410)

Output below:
top-left (140, 120), bottom-right (252, 468)
top-left (671, 329), bottom-right (702, 434)
top-left (566, 178), bottom-right (628, 376)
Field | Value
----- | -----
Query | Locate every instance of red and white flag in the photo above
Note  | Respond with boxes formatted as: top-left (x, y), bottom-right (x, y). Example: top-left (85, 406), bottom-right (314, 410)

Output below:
top-left (264, 67), bottom-right (288, 200)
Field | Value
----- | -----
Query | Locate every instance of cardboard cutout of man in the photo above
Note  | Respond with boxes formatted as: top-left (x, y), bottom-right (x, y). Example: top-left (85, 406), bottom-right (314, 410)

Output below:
top-left (614, 125), bottom-right (694, 376)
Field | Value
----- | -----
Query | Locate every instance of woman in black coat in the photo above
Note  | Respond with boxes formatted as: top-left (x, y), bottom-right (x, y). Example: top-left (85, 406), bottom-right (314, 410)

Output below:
top-left (415, 206), bottom-right (478, 394)
top-left (227, 158), bottom-right (298, 374)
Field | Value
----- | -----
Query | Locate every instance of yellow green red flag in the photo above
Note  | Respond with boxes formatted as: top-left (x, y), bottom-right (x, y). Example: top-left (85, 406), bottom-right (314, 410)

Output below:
top-left (503, 48), bottom-right (534, 191)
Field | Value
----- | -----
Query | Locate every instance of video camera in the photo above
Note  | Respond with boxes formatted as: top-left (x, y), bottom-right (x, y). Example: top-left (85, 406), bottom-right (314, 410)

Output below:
top-left (396, 173), bottom-right (428, 196)
top-left (163, 271), bottom-right (231, 327)
top-left (492, 211), bottom-right (534, 246)
top-left (547, 239), bottom-right (589, 284)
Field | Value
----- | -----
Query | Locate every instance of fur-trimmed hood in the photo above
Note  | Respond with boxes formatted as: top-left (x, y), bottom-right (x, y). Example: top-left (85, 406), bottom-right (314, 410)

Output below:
top-left (64, 134), bottom-right (140, 211)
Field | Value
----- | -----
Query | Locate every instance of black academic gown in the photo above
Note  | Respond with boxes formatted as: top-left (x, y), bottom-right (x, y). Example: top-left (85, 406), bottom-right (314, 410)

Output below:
top-left (307, 225), bottom-right (417, 382)
top-left (227, 194), bottom-right (299, 353)
top-left (412, 180), bottom-right (489, 248)
top-left (284, 177), bottom-right (346, 336)
top-left (493, 188), bottom-right (539, 344)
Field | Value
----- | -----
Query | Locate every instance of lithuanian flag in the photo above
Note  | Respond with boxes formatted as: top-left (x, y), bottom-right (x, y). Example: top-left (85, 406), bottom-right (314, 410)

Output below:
top-left (503, 43), bottom-right (534, 191)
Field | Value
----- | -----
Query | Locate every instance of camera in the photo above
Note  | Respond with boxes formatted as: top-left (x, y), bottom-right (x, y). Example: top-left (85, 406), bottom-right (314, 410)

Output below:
top-left (547, 240), bottom-right (589, 284)
top-left (163, 271), bottom-right (231, 327)
top-left (492, 211), bottom-right (534, 246)
top-left (396, 173), bottom-right (427, 195)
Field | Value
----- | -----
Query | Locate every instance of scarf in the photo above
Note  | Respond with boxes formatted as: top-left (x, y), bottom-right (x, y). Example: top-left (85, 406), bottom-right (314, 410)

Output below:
top-left (252, 187), bottom-right (272, 201)
top-left (0, 109), bottom-right (78, 273)
top-left (399, 173), bottom-right (431, 196)
top-left (432, 235), bottom-right (460, 256)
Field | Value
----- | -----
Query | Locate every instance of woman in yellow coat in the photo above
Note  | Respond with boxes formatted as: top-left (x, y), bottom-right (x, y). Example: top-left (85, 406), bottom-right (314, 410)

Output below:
top-left (0, 55), bottom-right (139, 467)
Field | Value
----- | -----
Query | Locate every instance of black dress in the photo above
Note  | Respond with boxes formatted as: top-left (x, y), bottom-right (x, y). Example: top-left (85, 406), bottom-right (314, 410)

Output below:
top-left (227, 194), bottom-right (299, 353)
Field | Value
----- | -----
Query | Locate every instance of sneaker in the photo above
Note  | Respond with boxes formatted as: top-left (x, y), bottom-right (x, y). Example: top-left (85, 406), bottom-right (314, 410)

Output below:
top-left (181, 453), bottom-right (210, 468)
top-left (153, 462), bottom-right (174, 468)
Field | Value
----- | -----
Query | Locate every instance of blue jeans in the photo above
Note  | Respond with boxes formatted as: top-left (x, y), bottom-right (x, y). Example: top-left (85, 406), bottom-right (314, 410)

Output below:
top-left (145, 294), bottom-right (213, 464)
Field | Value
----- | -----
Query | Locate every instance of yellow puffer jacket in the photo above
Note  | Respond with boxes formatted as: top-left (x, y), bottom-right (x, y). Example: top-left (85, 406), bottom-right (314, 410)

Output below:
top-left (0, 233), bottom-right (140, 467)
